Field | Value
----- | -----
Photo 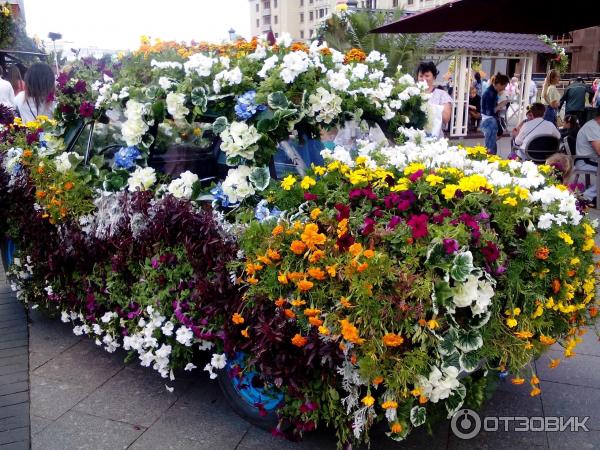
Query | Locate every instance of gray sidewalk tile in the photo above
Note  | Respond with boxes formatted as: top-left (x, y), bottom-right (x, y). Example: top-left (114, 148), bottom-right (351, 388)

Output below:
top-left (33, 410), bottom-right (145, 450)
top-left (539, 381), bottom-right (600, 431)
top-left (0, 426), bottom-right (29, 445)
top-left (237, 426), bottom-right (338, 450)
top-left (536, 350), bottom-right (600, 390)
top-left (547, 429), bottom-right (600, 450)
top-left (30, 374), bottom-right (96, 420)
top-left (32, 339), bottom-right (123, 387)
top-left (73, 365), bottom-right (190, 427)
top-left (30, 414), bottom-right (53, 436)
top-left (132, 381), bottom-right (250, 449)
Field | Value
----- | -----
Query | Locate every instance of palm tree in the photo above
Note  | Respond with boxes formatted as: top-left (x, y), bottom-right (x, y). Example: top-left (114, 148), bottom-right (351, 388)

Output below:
top-left (320, 9), bottom-right (440, 77)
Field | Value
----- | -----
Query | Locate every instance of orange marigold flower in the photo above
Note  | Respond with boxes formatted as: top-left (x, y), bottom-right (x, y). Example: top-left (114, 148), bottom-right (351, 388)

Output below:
top-left (391, 422), bottom-right (402, 434)
top-left (308, 249), bottom-right (325, 263)
top-left (310, 208), bottom-right (321, 220)
top-left (326, 265), bottom-right (337, 277)
top-left (535, 247), bottom-right (550, 260)
top-left (361, 394), bottom-right (374, 407)
top-left (284, 309), bottom-right (296, 319)
top-left (552, 279), bottom-right (561, 293)
top-left (301, 223), bottom-right (326, 249)
top-left (340, 296), bottom-right (352, 308)
top-left (308, 267), bottom-right (326, 280)
top-left (290, 42), bottom-right (309, 52)
top-left (318, 325), bottom-right (330, 335)
top-left (63, 181), bottom-right (74, 191)
top-left (257, 255), bottom-right (273, 265)
top-left (373, 376), bottom-right (384, 385)
top-left (22, 149), bottom-right (33, 158)
top-left (344, 48), bottom-right (367, 64)
top-left (297, 279), bottom-right (314, 292)
top-left (267, 249), bottom-right (281, 260)
top-left (37, 166), bottom-right (45, 174)
top-left (590, 306), bottom-right (598, 317)
top-left (548, 358), bottom-right (561, 369)
top-left (530, 386), bottom-right (541, 397)
top-left (363, 249), bottom-right (375, 258)
top-left (511, 377), bottom-right (525, 385)
top-left (290, 240), bottom-right (307, 255)
top-left (407, 237), bottom-right (414, 245)
top-left (278, 272), bottom-right (288, 284)
top-left (303, 308), bottom-right (321, 317)
top-left (272, 225), bottom-right (284, 236)
top-left (232, 313), bottom-right (245, 325)
top-left (291, 298), bottom-right (307, 307)
top-left (275, 297), bottom-right (286, 307)
top-left (291, 333), bottom-right (308, 347)
top-left (539, 335), bottom-right (556, 345)
top-left (427, 319), bottom-right (440, 330)
top-left (381, 400), bottom-right (398, 409)
top-left (337, 218), bottom-right (349, 237)
top-left (320, 47), bottom-right (332, 56)
top-left (514, 330), bottom-right (534, 339)
top-left (382, 333), bottom-right (404, 347)
top-left (246, 277), bottom-right (258, 285)
top-left (339, 319), bottom-right (365, 345)
top-left (349, 242), bottom-right (363, 257)
top-left (35, 191), bottom-right (47, 199)
top-left (309, 317), bottom-right (323, 327)
top-left (531, 375), bottom-right (540, 385)
top-left (357, 262), bottom-right (369, 272)
top-left (567, 269), bottom-right (576, 277)
top-left (288, 272), bottom-right (305, 282)
top-left (418, 318), bottom-right (427, 327)
top-left (418, 395), bottom-right (428, 404)
top-left (241, 327), bottom-right (250, 338)
top-left (245, 262), bottom-right (263, 275)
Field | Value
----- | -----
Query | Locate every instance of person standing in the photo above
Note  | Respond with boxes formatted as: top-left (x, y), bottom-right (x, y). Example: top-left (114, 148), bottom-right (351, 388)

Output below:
top-left (0, 66), bottom-right (16, 108)
top-left (468, 86), bottom-right (481, 130)
top-left (480, 73), bottom-right (509, 154)
top-left (541, 69), bottom-right (561, 125)
top-left (417, 61), bottom-right (452, 139)
top-left (560, 77), bottom-right (594, 127)
top-left (473, 71), bottom-right (483, 97)
top-left (14, 62), bottom-right (55, 122)
top-left (575, 107), bottom-right (600, 203)
top-left (8, 66), bottom-right (25, 96)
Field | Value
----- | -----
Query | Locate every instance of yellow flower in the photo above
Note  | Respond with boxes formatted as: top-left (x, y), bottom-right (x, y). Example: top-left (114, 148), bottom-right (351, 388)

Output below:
top-left (539, 335), bottom-right (556, 345)
top-left (300, 176), bottom-right (316, 190)
top-left (310, 208), bottom-right (321, 220)
top-left (281, 174), bottom-right (296, 190)
top-left (241, 327), bottom-right (250, 338)
top-left (514, 330), bottom-right (533, 339)
top-left (441, 184), bottom-right (459, 200)
top-left (532, 304), bottom-right (544, 318)
top-left (558, 231), bottom-right (573, 245)
top-left (503, 197), bottom-right (518, 206)
top-left (506, 318), bottom-right (518, 328)
top-left (497, 187), bottom-right (511, 196)
top-left (513, 186), bottom-right (530, 200)
top-left (427, 319), bottom-right (440, 330)
top-left (312, 165), bottom-right (326, 176)
top-left (426, 174), bottom-right (444, 186)
top-left (361, 395), bottom-right (375, 407)
top-left (318, 325), bottom-right (330, 335)
top-left (570, 257), bottom-right (580, 266)
top-left (403, 163), bottom-right (425, 176)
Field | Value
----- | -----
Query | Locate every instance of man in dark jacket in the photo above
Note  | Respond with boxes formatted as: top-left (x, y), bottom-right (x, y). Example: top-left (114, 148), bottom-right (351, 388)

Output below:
top-left (560, 77), bottom-right (594, 126)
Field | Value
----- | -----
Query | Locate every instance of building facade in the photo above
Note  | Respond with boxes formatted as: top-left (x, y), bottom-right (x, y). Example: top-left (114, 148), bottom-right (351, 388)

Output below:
top-left (248, 0), bottom-right (451, 41)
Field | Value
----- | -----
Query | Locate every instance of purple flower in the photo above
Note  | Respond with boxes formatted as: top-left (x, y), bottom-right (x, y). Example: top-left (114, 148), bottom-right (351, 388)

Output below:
top-left (74, 79), bottom-right (87, 93)
top-left (388, 215), bottom-right (402, 230)
top-left (303, 192), bottom-right (318, 201)
top-left (151, 257), bottom-right (159, 269)
top-left (481, 241), bottom-right (500, 263)
top-left (79, 101), bottom-right (95, 118)
top-left (407, 214), bottom-right (429, 239)
top-left (361, 217), bottom-right (375, 236)
top-left (408, 169), bottom-right (423, 182)
top-left (443, 238), bottom-right (459, 254)
top-left (57, 72), bottom-right (70, 88)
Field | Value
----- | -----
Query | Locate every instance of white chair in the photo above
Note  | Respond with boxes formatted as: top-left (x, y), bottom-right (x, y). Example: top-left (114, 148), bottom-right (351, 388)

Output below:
top-left (564, 137), bottom-right (600, 208)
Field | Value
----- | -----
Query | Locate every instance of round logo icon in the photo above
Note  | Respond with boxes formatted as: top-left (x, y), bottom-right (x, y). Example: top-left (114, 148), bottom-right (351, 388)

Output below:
top-left (451, 408), bottom-right (481, 440)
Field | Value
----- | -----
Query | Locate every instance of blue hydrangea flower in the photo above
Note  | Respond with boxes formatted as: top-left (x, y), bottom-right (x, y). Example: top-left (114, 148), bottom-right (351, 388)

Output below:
top-left (210, 184), bottom-right (230, 208)
top-left (234, 90), bottom-right (266, 121)
top-left (254, 199), bottom-right (282, 223)
top-left (114, 146), bottom-right (141, 170)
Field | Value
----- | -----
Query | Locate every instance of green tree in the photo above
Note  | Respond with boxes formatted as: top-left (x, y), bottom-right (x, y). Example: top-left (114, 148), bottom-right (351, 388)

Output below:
top-left (319, 10), bottom-right (440, 76)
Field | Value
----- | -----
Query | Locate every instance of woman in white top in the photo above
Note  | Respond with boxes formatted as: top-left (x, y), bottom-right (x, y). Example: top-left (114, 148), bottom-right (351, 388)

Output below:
top-left (541, 69), bottom-right (561, 125)
top-left (15, 62), bottom-right (55, 122)
top-left (417, 61), bottom-right (452, 139)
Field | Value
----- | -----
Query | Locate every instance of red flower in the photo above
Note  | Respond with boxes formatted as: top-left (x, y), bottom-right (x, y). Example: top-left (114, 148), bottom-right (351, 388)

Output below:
top-left (407, 214), bottom-right (429, 239)
top-left (304, 192), bottom-right (318, 201)
top-left (481, 241), bottom-right (500, 263)
top-left (361, 217), bottom-right (375, 236)
top-left (79, 101), bottom-right (95, 118)
top-left (335, 203), bottom-right (350, 221)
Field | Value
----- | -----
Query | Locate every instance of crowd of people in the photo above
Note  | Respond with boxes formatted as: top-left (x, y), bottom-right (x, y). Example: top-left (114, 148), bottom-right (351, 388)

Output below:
top-left (418, 61), bottom-right (600, 203)
top-left (0, 62), bottom-right (55, 122)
